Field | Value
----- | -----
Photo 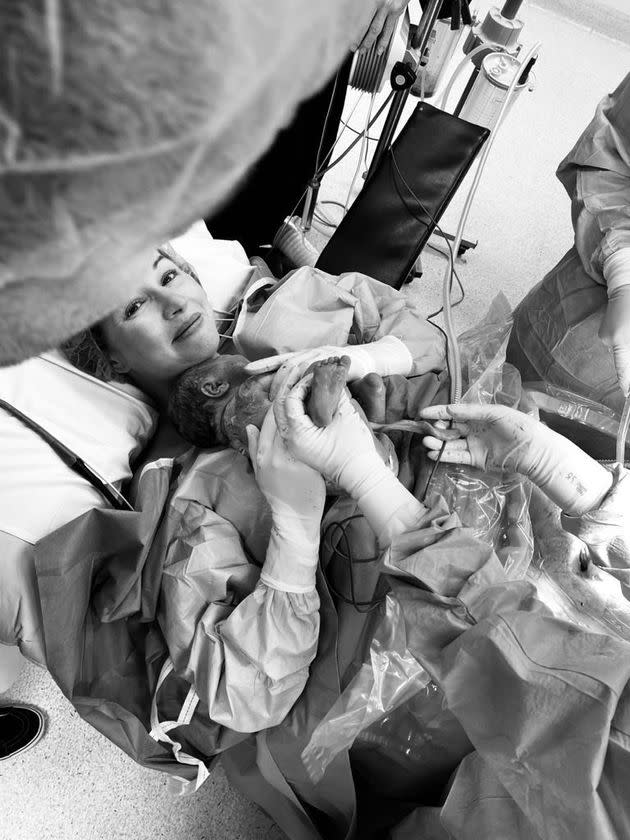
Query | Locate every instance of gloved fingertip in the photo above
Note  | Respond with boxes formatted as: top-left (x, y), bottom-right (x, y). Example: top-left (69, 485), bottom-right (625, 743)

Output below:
top-left (245, 424), bottom-right (258, 455)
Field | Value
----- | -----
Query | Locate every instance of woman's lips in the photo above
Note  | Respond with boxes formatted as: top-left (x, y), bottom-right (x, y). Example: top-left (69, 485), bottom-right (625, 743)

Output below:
top-left (173, 313), bottom-right (202, 342)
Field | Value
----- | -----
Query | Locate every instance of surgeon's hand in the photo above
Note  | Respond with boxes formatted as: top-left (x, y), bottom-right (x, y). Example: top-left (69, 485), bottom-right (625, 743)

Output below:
top-left (245, 336), bottom-right (413, 400)
top-left (421, 403), bottom-right (614, 516)
top-left (353, 0), bottom-right (409, 54)
top-left (599, 285), bottom-right (630, 396)
top-left (420, 404), bottom-right (540, 475)
top-left (246, 409), bottom-right (325, 546)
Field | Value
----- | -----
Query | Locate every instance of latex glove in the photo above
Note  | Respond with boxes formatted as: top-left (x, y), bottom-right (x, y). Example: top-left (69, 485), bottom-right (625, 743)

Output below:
top-left (275, 375), bottom-right (424, 545)
top-left (599, 249), bottom-right (630, 395)
top-left (245, 336), bottom-right (413, 400)
top-left (246, 408), bottom-right (325, 592)
top-left (353, 0), bottom-right (409, 54)
top-left (421, 403), bottom-right (614, 516)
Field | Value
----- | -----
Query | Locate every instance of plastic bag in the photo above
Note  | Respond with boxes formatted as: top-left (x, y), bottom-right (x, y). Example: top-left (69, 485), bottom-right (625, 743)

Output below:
top-left (302, 295), bottom-right (530, 783)
top-left (425, 294), bottom-right (535, 581)
top-left (301, 595), bottom-right (472, 792)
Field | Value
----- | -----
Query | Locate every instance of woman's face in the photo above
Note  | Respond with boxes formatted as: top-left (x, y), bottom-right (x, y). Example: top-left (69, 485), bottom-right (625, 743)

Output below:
top-left (99, 252), bottom-right (219, 390)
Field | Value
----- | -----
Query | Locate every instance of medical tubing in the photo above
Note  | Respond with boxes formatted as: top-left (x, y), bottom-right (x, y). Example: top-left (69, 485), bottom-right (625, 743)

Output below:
top-left (316, 90), bottom-right (394, 177)
top-left (444, 41), bottom-right (541, 403)
top-left (438, 44), bottom-right (491, 111)
top-left (344, 93), bottom-right (376, 214)
top-left (616, 391), bottom-right (630, 464)
top-left (285, 90), bottom-right (368, 232)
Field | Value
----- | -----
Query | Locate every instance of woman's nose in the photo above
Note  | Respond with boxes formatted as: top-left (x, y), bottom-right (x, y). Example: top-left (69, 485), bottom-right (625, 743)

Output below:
top-left (158, 289), bottom-right (186, 319)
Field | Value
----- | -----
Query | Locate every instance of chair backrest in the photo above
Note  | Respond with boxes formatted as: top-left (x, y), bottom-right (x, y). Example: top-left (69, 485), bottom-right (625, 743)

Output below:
top-left (316, 102), bottom-right (489, 289)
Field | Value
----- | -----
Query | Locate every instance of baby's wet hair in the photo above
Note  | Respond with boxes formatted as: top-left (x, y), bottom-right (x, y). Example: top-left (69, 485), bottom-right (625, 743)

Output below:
top-left (168, 359), bottom-right (223, 448)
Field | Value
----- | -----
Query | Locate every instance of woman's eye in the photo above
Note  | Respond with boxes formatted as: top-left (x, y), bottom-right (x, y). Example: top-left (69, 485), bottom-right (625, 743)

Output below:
top-left (124, 299), bottom-right (143, 319)
top-left (161, 269), bottom-right (178, 285)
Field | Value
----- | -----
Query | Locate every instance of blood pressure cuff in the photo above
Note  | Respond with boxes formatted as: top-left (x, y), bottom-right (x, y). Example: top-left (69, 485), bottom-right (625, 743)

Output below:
top-left (316, 102), bottom-right (489, 289)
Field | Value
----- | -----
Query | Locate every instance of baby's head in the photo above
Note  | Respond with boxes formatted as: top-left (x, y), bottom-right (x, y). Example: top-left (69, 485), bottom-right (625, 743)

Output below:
top-left (168, 354), bottom-right (274, 452)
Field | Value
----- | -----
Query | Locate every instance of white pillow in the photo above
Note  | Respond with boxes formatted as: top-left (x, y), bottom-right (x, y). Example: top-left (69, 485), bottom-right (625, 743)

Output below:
top-left (170, 221), bottom-right (255, 315)
top-left (0, 351), bottom-right (157, 543)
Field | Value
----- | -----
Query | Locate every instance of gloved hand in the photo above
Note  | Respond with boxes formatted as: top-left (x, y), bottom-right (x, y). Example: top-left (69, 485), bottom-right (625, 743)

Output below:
top-left (275, 375), bottom-right (424, 545)
top-left (420, 403), bottom-right (541, 474)
top-left (246, 408), bottom-right (325, 592)
top-left (421, 403), bottom-right (614, 516)
top-left (245, 336), bottom-right (413, 400)
top-left (353, 0), bottom-right (410, 54)
top-left (599, 249), bottom-right (630, 395)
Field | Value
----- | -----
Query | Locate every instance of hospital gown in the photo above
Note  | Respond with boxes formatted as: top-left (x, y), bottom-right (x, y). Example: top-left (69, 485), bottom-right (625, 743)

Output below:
top-left (509, 71), bottom-right (630, 413)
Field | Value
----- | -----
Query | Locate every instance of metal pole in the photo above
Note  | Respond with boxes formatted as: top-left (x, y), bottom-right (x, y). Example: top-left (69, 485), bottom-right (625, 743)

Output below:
top-left (453, 65), bottom-right (479, 116)
top-left (366, 0), bottom-right (443, 180)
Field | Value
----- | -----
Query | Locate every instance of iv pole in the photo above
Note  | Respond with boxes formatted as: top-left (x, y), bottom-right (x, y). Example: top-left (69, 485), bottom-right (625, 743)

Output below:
top-left (366, 0), bottom-right (444, 180)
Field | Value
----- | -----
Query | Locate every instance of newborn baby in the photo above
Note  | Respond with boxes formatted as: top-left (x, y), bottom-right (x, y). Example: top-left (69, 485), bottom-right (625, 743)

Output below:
top-left (168, 354), bottom-right (353, 453)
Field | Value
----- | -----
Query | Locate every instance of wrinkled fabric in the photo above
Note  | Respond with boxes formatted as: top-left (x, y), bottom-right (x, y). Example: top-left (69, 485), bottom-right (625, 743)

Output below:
top-left (510, 73), bottom-right (630, 411)
top-left (509, 247), bottom-right (622, 411)
top-left (157, 448), bottom-right (321, 733)
top-left (384, 466), bottom-right (630, 840)
top-left (231, 266), bottom-right (447, 375)
top-left (33, 448), bottom-right (318, 776)
top-left (18, 269), bottom-right (447, 836)
top-left (557, 72), bottom-right (630, 278)
top-left (561, 465), bottom-right (629, 574)
top-left (0, 1), bottom-right (374, 363)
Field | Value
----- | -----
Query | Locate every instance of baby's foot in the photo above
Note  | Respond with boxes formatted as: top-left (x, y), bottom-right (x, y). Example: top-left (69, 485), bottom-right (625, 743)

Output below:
top-left (307, 356), bottom-right (351, 427)
top-left (349, 373), bottom-right (386, 423)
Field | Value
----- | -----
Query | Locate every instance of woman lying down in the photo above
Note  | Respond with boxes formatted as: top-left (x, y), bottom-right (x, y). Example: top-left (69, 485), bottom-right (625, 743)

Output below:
top-left (40, 243), bottom-right (630, 840)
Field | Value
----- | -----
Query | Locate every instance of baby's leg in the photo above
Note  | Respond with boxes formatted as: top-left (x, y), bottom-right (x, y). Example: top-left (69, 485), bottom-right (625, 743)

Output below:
top-left (306, 356), bottom-right (351, 427)
top-left (349, 373), bottom-right (387, 423)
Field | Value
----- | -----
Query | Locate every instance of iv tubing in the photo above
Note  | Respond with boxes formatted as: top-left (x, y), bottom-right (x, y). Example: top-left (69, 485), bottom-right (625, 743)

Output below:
top-left (443, 41), bottom-right (541, 403)
top-left (437, 44), bottom-right (491, 110)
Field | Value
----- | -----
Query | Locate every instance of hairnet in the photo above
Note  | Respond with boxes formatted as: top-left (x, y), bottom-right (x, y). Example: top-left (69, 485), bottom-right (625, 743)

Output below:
top-left (0, 0), bottom-right (373, 364)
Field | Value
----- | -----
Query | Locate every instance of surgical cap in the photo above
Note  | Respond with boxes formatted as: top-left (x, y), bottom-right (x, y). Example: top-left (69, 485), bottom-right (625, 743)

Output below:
top-left (0, 0), bottom-right (373, 364)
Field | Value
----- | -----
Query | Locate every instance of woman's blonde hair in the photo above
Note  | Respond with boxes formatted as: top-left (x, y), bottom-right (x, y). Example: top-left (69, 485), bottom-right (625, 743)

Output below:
top-left (61, 243), bottom-right (201, 383)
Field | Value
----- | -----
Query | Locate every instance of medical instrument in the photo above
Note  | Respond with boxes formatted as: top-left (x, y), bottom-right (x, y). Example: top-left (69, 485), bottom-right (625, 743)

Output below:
top-left (458, 50), bottom-right (534, 130)
top-left (442, 39), bottom-right (541, 402)
top-left (412, 15), bottom-right (468, 99)
top-left (275, 89), bottom-right (396, 266)
top-left (0, 397), bottom-right (133, 512)
top-left (453, 0), bottom-right (525, 115)
top-left (366, 0), bottom-right (461, 178)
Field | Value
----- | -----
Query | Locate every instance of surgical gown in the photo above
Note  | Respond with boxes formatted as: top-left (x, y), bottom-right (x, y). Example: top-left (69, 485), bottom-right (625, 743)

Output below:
top-left (34, 454), bottom-right (630, 840)
top-left (508, 71), bottom-right (630, 413)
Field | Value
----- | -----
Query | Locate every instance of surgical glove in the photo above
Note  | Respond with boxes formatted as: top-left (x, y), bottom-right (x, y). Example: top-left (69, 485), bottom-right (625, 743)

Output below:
top-left (246, 409), bottom-right (325, 593)
top-left (421, 404), bottom-right (614, 516)
top-left (245, 336), bottom-right (414, 400)
top-left (599, 249), bottom-right (630, 395)
top-left (275, 378), bottom-right (424, 545)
